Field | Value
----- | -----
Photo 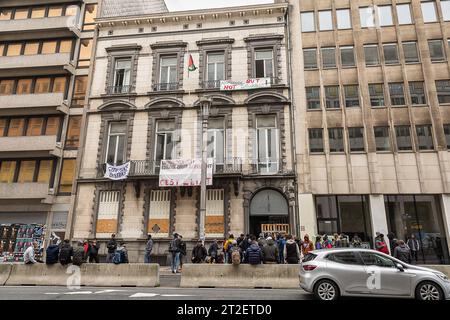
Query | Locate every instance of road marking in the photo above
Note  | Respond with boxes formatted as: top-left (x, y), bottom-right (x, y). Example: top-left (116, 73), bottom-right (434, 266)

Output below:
top-left (129, 293), bottom-right (160, 298)
top-left (161, 294), bottom-right (195, 297)
top-left (64, 291), bottom-right (93, 295)
top-left (94, 289), bottom-right (128, 294)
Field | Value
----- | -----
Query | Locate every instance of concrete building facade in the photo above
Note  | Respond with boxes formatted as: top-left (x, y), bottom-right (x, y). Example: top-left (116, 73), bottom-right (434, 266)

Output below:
top-left (290, 0), bottom-right (450, 264)
top-left (0, 0), bottom-right (98, 241)
top-left (70, 1), bottom-right (295, 262)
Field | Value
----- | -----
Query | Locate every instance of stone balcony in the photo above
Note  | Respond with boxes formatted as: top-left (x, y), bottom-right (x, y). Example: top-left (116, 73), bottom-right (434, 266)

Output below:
top-left (0, 53), bottom-right (75, 77)
top-left (0, 135), bottom-right (62, 158)
top-left (0, 183), bottom-right (51, 200)
top-left (0, 16), bottom-right (80, 41)
top-left (0, 93), bottom-right (68, 115)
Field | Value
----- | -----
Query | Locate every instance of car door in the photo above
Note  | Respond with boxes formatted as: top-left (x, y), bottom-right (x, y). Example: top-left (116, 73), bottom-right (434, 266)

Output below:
top-left (359, 252), bottom-right (413, 297)
top-left (326, 251), bottom-right (370, 295)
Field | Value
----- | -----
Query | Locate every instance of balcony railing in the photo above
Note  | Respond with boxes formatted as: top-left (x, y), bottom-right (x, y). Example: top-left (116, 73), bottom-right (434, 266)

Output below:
top-left (152, 82), bottom-right (179, 91)
top-left (106, 85), bottom-right (135, 95)
top-left (202, 80), bottom-right (222, 89)
top-left (98, 158), bottom-right (244, 179)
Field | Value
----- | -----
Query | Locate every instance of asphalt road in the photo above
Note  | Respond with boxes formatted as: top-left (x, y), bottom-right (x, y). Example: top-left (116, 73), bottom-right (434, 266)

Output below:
top-left (0, 286), bottom-right (312, 300)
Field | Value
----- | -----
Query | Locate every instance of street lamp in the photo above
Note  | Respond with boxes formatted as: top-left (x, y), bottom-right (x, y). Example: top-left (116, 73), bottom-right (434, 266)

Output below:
top-left (199, 96), bottom-right (212, 244)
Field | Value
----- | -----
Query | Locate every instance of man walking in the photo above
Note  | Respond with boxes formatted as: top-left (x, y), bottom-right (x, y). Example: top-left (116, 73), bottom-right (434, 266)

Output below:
top-left (144, 235), bottom-right (153, 263)
top-left (169, 233), bottom-right (181, 273)
top-left (106, 234), bottom-right (117, 263)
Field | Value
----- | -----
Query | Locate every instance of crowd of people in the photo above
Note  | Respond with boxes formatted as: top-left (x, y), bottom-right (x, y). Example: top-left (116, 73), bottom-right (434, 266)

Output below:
top-left (21, 230), bottom-right (443, 267)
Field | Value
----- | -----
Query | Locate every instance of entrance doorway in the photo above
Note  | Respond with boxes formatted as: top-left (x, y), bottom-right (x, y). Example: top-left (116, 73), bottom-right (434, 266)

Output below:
top-left (249, 189), bottom-right (289, 236)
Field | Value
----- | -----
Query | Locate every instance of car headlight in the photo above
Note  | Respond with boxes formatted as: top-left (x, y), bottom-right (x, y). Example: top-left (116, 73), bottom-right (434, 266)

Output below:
top-left (435, 273), bottom-right (449, 282)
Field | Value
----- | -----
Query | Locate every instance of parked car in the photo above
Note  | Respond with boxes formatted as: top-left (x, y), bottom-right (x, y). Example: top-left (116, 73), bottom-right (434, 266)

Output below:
top-left (299, 248), bottom-right (450, 300)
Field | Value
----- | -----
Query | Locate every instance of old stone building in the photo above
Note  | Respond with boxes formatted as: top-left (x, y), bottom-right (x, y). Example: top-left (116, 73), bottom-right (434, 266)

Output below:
top-left (70, 0), bottom-right (296, 262)
top-left (0, 0), bottom-right (98, 240)
top-left (290, 0), bottom-right (450, 264)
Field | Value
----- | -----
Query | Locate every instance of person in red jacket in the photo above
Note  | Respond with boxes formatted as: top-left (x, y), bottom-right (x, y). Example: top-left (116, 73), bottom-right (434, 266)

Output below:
top-left (375, 232), bottom-right (390, 254)
top-left (83, 239), bottom-right (90, 262)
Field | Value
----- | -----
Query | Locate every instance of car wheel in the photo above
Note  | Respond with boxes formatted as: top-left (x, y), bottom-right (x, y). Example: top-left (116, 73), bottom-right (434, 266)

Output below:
top-left (415, 281), bottom-right (444, 301)
top-left (314, 279), bottom-right (340, 301)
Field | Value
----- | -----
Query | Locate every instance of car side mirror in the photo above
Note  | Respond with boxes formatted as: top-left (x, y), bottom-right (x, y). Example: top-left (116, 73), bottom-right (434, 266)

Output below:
top-left (396, 263), bottom-right (404, 272)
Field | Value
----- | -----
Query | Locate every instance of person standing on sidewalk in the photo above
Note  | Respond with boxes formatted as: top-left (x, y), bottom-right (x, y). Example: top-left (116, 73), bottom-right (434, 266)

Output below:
top-left (59, 239), bottom-right (73, 265)
top-left (168, 233), bottom-right (181, 273)
top-left (88, 239), bottom-right (100, 263)
top-left (407, 234), bottom-right (420, 263)
top-left (284, 234), bottom-right (300, 264)
top-left (73, 241), bottom-right (85, 266)
top-left (144, 235), bottom-right (153, 263)
top-left (106, 234), bottom-right (117, 263)
top-left (178, 235), bottom-right (186, 271)
top-left (262, 237), bottom-right (278, 264)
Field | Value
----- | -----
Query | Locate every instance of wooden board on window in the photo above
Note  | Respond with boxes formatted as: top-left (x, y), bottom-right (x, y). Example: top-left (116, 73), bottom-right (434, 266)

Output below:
top-left (148, 219), bottom-right (170, 235)
top-left (96, 219), bottom-right (117, 234)
top-left (205, 216), bottom-right (224, 235)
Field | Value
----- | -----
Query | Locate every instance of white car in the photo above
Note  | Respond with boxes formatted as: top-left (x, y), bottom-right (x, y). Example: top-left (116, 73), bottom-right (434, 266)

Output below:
top-left (299, 248), bottom-right (450, 300)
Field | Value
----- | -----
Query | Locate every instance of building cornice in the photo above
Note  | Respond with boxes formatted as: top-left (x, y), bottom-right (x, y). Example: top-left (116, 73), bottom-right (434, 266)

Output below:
top-left (96, 2), bottom-right (288, 28)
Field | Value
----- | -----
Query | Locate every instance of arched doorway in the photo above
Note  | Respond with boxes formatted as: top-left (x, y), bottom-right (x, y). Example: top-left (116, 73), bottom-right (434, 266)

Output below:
top-left (249, 189), bottom-right (289, 236)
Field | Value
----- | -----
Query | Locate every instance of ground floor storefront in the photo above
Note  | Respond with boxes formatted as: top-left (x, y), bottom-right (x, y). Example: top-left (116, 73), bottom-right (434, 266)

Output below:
top-left (300, 193), bottom-right (450, 265)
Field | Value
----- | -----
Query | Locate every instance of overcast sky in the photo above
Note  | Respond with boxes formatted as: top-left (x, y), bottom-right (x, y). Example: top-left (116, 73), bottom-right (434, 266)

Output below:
top-left (165, 0), bottom-right (274, 12)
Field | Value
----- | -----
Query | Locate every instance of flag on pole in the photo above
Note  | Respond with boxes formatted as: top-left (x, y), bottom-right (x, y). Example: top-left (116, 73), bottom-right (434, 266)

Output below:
top-left (188, 54), bottom-right (197, 72)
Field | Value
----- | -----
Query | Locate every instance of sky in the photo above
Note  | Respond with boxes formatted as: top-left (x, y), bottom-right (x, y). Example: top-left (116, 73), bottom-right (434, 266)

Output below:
top-left (164, 0), bottom-right (274, 12)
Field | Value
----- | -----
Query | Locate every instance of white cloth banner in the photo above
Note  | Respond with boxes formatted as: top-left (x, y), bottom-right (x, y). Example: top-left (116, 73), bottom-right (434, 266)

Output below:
top-left (220, 78), bottom-right (271, 91)
top-left (104, 162), bottom-right (130, 180)
top-left (159, 159), bottom-right (213, 187)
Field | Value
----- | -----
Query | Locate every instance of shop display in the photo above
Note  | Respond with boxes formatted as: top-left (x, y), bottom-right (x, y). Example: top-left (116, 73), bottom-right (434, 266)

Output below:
top-left (0, 224), bottom-right (46, 263)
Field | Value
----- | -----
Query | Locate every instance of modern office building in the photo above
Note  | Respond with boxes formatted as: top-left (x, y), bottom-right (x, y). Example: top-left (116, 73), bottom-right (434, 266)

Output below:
top-left (290, 0), bottom-right (450, 264)
top-left (0, 0), bottom-right (98, 240)
top-left (69, 0), bottom-right (295, 262)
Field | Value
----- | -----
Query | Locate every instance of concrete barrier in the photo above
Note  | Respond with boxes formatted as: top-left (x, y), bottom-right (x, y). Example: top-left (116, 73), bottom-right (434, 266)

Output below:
top-left (180, 264), bottom-right (300, 289)
top-left (423, 265), bottom-right (450, 278)
top-left (5, 263), bottom-right (159, 287)
top-left (0, 265), bottom-right (12, 286)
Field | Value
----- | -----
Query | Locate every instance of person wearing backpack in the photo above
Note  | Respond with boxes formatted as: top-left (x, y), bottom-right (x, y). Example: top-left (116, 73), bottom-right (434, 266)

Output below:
top-left (262, 237), bottom-right (279, 264)
top-left (245, 236), bottom-right (262, 265)
top-left (284, 234), bottom-right (300, 264)
top-left (106, 234), bottom-right (117, 263)
top-left (72, 241), bottom-right (85, 266)
top-left (59, 239), bottom-right (73, 265)
top-left (113, 242), bottom-right (129, 264)
top-left (191, 240), bottom-right (207, 263)
top-left (168, 233), bottom-right (181, 273)
top-left (45, 239), bottom-right (60, 265)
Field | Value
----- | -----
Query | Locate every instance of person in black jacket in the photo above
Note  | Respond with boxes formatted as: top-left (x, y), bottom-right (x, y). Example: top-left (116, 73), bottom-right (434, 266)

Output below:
top-left (192, 240), bottom-right (207, 263)
top-left (106, 234), bottom-right (117, 263)
top-left (208, 239), bottom-right (219, 263)
top-left (88, 239), bottom-right (100, 263)
top-left (59, 239), bottom-right (73, 265)
top-left (179, 235), bottom-right (187, 271)
top-left (45, 240), bottom-right (60, 265)
top-left (245, 236), bottom-right (262, 265)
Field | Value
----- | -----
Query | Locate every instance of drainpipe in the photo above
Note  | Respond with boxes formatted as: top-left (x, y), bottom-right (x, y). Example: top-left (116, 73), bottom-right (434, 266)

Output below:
top-left (284, 4), bottom-right (301, 237)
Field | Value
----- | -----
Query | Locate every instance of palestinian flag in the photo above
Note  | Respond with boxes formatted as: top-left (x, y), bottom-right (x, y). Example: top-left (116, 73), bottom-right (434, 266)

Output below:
top-left (188, 54), bottom-right (197, 72)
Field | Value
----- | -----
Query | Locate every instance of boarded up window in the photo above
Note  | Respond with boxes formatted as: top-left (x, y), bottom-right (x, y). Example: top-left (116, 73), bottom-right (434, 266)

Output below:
top-left (206, 189), bottom-right (224, 237)
top-left (148, 190), bottom-right (171, 238)
top-left (96, 190), bottom-right (119, 237)
top-left (58, 159), bottom-right (75, 193)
